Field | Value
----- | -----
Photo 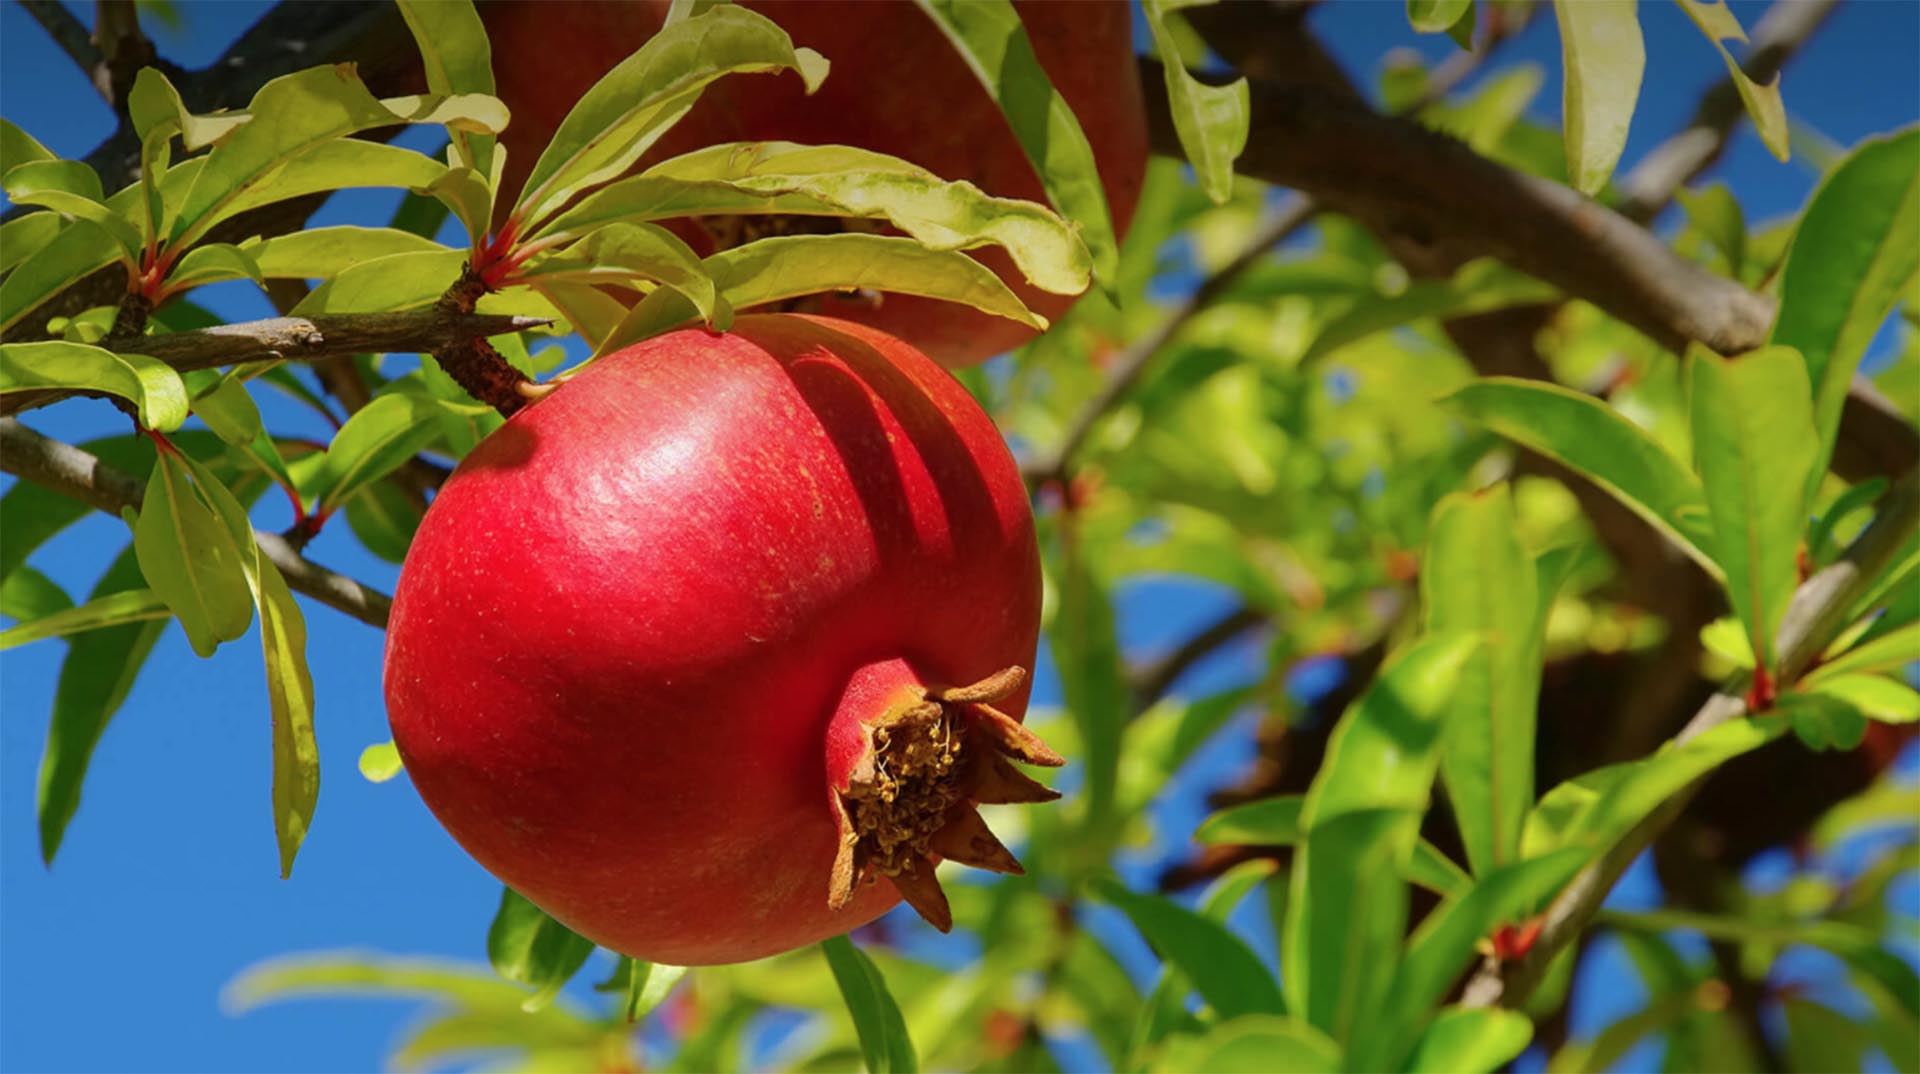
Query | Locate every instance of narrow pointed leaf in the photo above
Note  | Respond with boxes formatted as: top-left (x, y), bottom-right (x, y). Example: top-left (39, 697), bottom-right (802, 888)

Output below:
top-left (1688, 345), bottom-right (1818, 674)
top-left (310, 393), bottom-right (445, 515)
top-left (621, 960), bottom-right (687, 1023)
top-left (1674, 0), bottom-right (1789, 160)
top-left (0, 213), bottom-right (62, 274)
top-left (1422, 485), bottom-right (1539, 874)
top-left (397, 0), bottom-right (498, 178)
top-left (1151, 1015), bottom-right (1342, 1074)
top-left (2, 159), bottom-right (142, 257)
top-left (1443, 378), bottom-right (1719, 577)
top-left (202, 140), bottom-right (451, 239)
top-left (1195, 795), bottom-right (1472, 898)
top-left (1407, 1008), bottom-right (1533, 1074)
top-left (1771, 127), bottom-right (1920, 497)
top-left (548, 140), bottom-right (1091, 296)
top-left (520, 222), bottom-right (715, 320)
top-left (1, 341), bottom-right (190, 431)
top-left (821, 935), bottom-right (919, 1074)
top-left (1409, 0), bottom-right (1475, 36)
top-left (1093, 878), bottom-right (1285, 1019)
top-left (517, 5), bottom-right (828, 226)
top-left (0, 221), bottom-right (124, 335)
top-left (293, 249), bottom-right (470, 315)
top-left (0, 589), bottom-right (169, 651)
top-left (487, 887), bottom-right (595, 1012)
top-left (1552, 0), bottom-right (1645, 194)
top-left (1284, 808), bottom-right (1420, 1044)
top-left (163, 242), bottom-right (265, 292)
top-left (36, 549), bottom-right (167, 864)
top-left (248, 226), bottom-right (448, 279)
top-left (1, 117), bottom-right (57, 173)
top-left (127, 66), bottom-right (251, 151)
top-left (1558, 714), bottom-right (1789, 851)
top-left (130, 452), bottom-right (255, 657)
top-left (1806, 622), bottom-right (1920, 684)
top-left (912, 0), bottom-right (1121, 288)
top-left (1142, 0), bottom-right (1249, 204)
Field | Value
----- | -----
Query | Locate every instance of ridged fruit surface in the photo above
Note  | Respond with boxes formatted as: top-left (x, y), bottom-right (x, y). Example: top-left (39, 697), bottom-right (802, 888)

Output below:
top-left (485, 0), bottom-right (1148, 366)
top-left (385, 315), bottom-right (1054, 965)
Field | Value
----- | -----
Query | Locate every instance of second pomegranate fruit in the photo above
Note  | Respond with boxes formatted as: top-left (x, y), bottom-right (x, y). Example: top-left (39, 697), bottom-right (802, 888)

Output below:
top-left (384, 315), bottom-right (1058, 965)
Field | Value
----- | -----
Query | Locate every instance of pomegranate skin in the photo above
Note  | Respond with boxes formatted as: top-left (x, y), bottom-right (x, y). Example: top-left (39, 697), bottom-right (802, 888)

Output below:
top-left (384, 315), bottom-right (1043, 964)
top-left (485, 0), bottom-right (1148, 366)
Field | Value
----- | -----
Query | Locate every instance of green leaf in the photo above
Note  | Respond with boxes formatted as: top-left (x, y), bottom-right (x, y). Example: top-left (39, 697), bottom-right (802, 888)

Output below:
top-left (1050, 533), bottom-right (1126, 845)
top-left (912, 0), bottom-right (1121, 289)
top-left (1675, 182), bottom-right (1747, 278)
top-left (1363, 849), bottom-right (1590, 1069)
top-left (1093, 877), bottom-right (1285, 1019)
top-left (172, 66), bottom-right (483, 246)
top-left (0, 221), bottom-right (125, 335)
top-left (1688, 345), bottom-right (1818, 675)
top-left (308, 393), bottom-right (443, 516)
top-left (520, 222), bottom-right (716, 320)
top-left (487, 888), bottom-right (595, 1013)
top-left (1141, 0), bottom-right (1248, 205)
top-left (2, 159), bottom-right (142, 258)
top-left (1674, 0), bottom-right (1789, 161)
top-left (618, 960), bottom-right (688, 1024)
top-left (820, 935), bottom-right (919, 1074)
top-left (163, 242), bottom-right (265, 293)
top-left (1409, 0), bottom-right (1475, 39)
top-left (192, 377), bottom-right (265, 446)
top-left (397, 0), bottom-right (497, 178)
top-left (1809, 476), bottom-right (1888, 566)
top-left (0, 589), bottom-right (169, 651)
top-left (199, 139), bottom-right (451, 240)
top-left (0, 213), bottom-right (62, 274)
top-left (0, 341), bottom-right (190, 431)
top-left (1443, 378), bottom-right (1719, 578)
top-left (247, 226), bottom-right (448, 279)
top-left (1194, 795), bottom-right (1471, 898)
top-left (292, 248), bottom-right (470, 315)
top-left (357, 741), bottom-right (404, 783)
top-left (1553, 714), bottom-right (1789, 853)
top-left (1771, 128), bottom-right (1920, 496)
top-left (176, 448), bottom-right (321, 877)
top-left (516, 5), bottom-right (828, 227)
top-left (1303, 261), bottom-right (1557, 367)
top-left (1150, 1015), bottom-right (1342, 1074)
top-left (598, 233), bottom-right (1043, 355)
top-left (1808, 621), bottom-right (1919, 684)
top-left (255, 550), bottom-right (319, 878)
top-left (1422, 485), bottom-right (1540, 874)
top-left (1780, 690), bottom-right (1869, 751)
top-left (36, 548), bottom-right (168, 864)
top-left (225, 952), bottom-right (568, 1015)
top-left (1406, 1007), bottom-right (1533, 1074)
top-left (1284, 808), bottom-right (1420, 1045)
top-left (549, 140), bottom-right (1092, 296)
top-left (1552, 0), bottom-right (1645, 194)
top-left (1806, 673), bottom-right (1920, 724)
top-left (130, 451), bottom-right (255, 657)
top-left (343, 481), bottom-right (421, 564)
top-left (1303, 633), bottom-right (1480, 826)
top-left (1, 117), bottom-right (57, 174)
top-left (1, 566), bottom-right (71, 622)
top-left (127, 66), bottom-right (250, 151)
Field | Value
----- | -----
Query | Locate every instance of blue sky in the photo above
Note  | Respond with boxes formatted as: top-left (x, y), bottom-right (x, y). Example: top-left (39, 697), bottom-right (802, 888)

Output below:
top-left (2, 2), bottom-right (1916, 1072)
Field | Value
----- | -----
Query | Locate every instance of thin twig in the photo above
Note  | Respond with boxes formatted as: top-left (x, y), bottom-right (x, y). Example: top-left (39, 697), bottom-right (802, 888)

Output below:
top-left (1, 310), bottom-right (552, 418)
top-left (1460, 468), bottom-right (1920, 1010)
top-left (0, 417), bottom-right (393, 629)
top-left (1129, 604), bottom-right (1270, 710)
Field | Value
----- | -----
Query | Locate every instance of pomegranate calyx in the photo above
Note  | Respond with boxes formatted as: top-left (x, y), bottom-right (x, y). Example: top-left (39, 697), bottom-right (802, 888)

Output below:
top-left (828, 665), bottom-right (1062, 932)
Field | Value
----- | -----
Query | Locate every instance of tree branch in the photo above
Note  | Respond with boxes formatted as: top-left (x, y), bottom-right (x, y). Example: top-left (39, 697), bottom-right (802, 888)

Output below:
top-left (1, 310), bottom-right (551, 418)
top-left (19, 0), bottom-right (102, 88)
top-left (1460, 467), bottom-right (1920, 1010)
top-left (0, 417), bottom-right (393, 629)
top-left (1129, 603), bottom-right (1270, 711)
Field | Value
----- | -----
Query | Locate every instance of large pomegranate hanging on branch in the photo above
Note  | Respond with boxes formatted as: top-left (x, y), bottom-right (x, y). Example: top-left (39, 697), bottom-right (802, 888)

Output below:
top-left (384, 316), bottom-right (1058, 965)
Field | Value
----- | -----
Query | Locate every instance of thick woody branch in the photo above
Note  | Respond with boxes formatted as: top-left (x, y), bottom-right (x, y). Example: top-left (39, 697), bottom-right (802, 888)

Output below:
top-left (0, 417), bottom-right (393, 629)
top-left (1, 310), bottom-right (550, 418)
top-left (1460, 468), bottom-right (1920, 1010)
top-left (1144, 65), bottom-right (1776, 356)
top-left (19, 0), bottom-right (101, 87)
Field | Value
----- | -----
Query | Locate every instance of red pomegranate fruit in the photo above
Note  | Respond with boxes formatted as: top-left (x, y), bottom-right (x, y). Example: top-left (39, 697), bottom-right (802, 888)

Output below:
top-left (483, 0), bottom-right (1149, 366)
top-left (384, 315), bottom-right (1058, 965)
